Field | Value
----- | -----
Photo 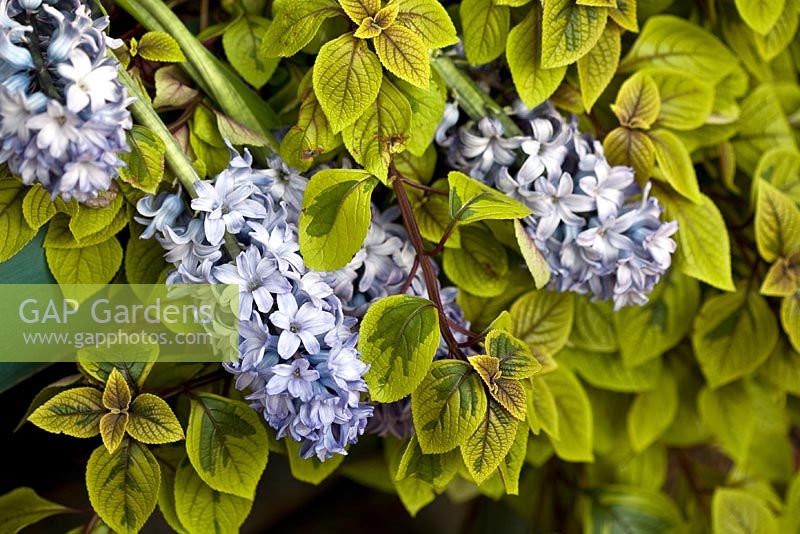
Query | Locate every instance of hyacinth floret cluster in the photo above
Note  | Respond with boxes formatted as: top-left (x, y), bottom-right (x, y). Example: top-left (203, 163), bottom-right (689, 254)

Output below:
top-left (136, 146), bottom-right (373, 461)
top-left (0, 0), bottom-right (131, 201)
top-left (437, 101), bottom-right (678, 310)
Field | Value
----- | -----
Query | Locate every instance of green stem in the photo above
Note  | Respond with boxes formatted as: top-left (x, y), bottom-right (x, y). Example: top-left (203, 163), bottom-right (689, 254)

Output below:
top-left (431, 55), bottom-right (523, 137)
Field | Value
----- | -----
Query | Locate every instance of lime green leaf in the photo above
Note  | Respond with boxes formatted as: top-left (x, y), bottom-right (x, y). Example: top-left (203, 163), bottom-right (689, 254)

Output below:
top-left (514, 220), bottom-right (550, 289)
top-left (760, 255), bottom-right (800, 297)
top-left (647, 69), bottom-right (714, 130)
top-left (461, 398), bottom-right (519, 485)
top-left (0, 487), bottom-right (72, 534)
top-left (469, 355), bottom-right (527, 419)
top-left (14, 374), bottom-right (83, 432)
top-left (298, 168), bottom-right (378, 271)
top-left (656, 185), bottom-right (735, 291)
top-left (610, 0), bottom-right (638, 32)
top-left (412, 360), bottom-right (487, 454)
top-left (510, 290), bottom-right (574, 358)
top-left (0, 178), bottom-right (36, 262)
top-left (261, 0), bottom-right (341, 57)
top-left (385, 437), bottom-right (435, 516)
top-left (731, 84), bottom-right (796, 175)
top-left (542, 366), bottom-right (593, 462)
top-left (461, 0), bottom-right (509, 65)
top-left (615, 271), bottom-right (700, 367)
top-left (395, 144), bottom-right (437, 184)
top-left (783, 472), bottom-right (800, 533)
top-left (285, 439), bottom-right (345, 484)
top-left (443, 225), bottom-right (509, 297)
top-left (612, 72), bottom-right (661, 130)
top-left (498, 422), bottom-right (528, 495)
top-left (28, 387), bottom-right (104, 437)
top-left (603, 126), bottom-right (656, 179)
top-left (100, 412), bottom-right (128, 453)
top-left (338, 0), bottom-right (379, 22)
top-left (342, 78), bottom-right (412, 183)
top-left (578, 22), bottom-right (621, 111)
top-left (571, 298), bottom-right (618, 353)
top-left (215, 111), bottom-right (270, 147)
top-left (782, 292), bottom-right (800, 353)
top-left (619, 15), bottom-right (737, 83)
top-left (128, 394), bottom-right (184, 445)
top-left (410, 181), bottom-right (461, 248)
top-left (103, 369), bottom-right (132, 412)
top-left (627, 368), bottom-right (677, 452)
top-left (223, 16), bottom-right (278, 89)
top-left (506, 5), bottom-right (566, 108)
top-left (394, 0), bottom-right (458, 48)
top-left (698, 381), bottom-right (756, 460)
top-left (77, 352), bottom-right (157, 391)
top-left (734, 0), bottom-right (784, 35)
top-left (358, 295), bottom-right (440, 403)
top-left (485, 329), bottom-right (542, 379)
top-left (585, 486), bottom-right (684, 533)
top-left (137, 31), bottom-right (186, 62)
top-left (753, 1), bottom-right (800, 61)
top-left (186, 393), bottom-right (269, 499)
top-left (615, 445), bottom-right (667, 491)
top-left (559, 347), bottom-right (662, 392)
top-left (154, 448), bottom-right (189, 534)
top-left (126, 224), bottom-right (168, 284)
top-left (649, 128), bottom-right (701, 203)
top-left (313, 33), bottom-right (383, 132)
top-left (46, 237), bottom-right (123, 285)
top-left (119, 125), bottom-right (166, 194)
top-left (526, 375), bottom-right (559, 439)
top-left (754, 147), bottom-right (800, 204)
top-left (712, 488), bottom-right (778, 534)
top-left (692, 288), bottom-right (779, 388)
top-left (69, 194), bottom-right (123, 241)
top-left (280, 72), bottom-right (339, 171)
top-left (397, 435), bottom-right (460, 491)
top-left (374, 25), bottom-right (430, 89)
top-left (86, 439), bottom-right (161, 534)
top-left (22, 184), bottom-right (56, 230)
top-left (396, 76), bottom-right (446, 157)
top-left (541, 0), bottom-right (609, 68)
top-left (448, 171), bottom-right (532, 224)
top-left (755, 179), bottom-right (800, 262)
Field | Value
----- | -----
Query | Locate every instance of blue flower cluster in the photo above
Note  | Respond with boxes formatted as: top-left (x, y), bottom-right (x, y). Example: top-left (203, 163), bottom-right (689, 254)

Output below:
top-left (0, 0), bottom-right (131, 201)
top-left (436, 101), bottom-right (678, 310)
top-left (136, 147), bottom-right (373, 461)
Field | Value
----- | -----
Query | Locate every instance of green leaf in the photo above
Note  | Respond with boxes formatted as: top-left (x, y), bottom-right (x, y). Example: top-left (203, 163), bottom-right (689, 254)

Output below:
top-left (755, 179), bottom-right (800, 262)
top-left (394, 0), bottom-right (458, 48)
top-left (0, 487), bottom-right (72, 534)
top-left (498, 422), bottom-right (528, 495)
top-left (285, 438), bottom-right (345, 484)
top-left (650, 128), bottom-right (701, 203)
top-left (298, 168), bottom-right (378, 271)
top-left (0, 178), bottom-right (36, 262)
top-left (619, 15), bottom-right (738, 83)
top-left (752, 1), bottom-right (800, 61)
top-left (585, 486), bottom-right (684, 533)
top-left (186, 393), bottom-right (269, 499)
top-left (174, 457), bottom-right (252, 534)
top-left (526, 375), bottom-right (559, 439)
top-left (448, 171), bottom-right (532, 224)
top-left (610, 0), bottom-right (637, 32)
top-left (103, 368), bottom-right (132, 412)
top-left (603, 126), bottom-right (656, 179)
top-left (485, 329), bottom-right (542, 379)
top-left (612, 72), bottom-right (661, 130)
top-left (712, 488), bottom-right (778, 534)
top-left (510, 290), bottom-right (574, 358)
top-left (374, 25), bottom-right (430, 89)
top-left (782, 292), bottom-right (800, 353)
top-left (396, 76), bottom-right (446, 157)
top-left (223, 16), bottom-right (278, 89)
top-left (698, 381), bottom-right (756, 461)
top-left (100, 412), bottom-right (128, 453)
top-left (542, 366), bottom-right (593, 462)
top-left (577, 22), bottom-right (621, 111)
top-left (571, 298), bottom-right (618, 352)
top-left (358, 295), bottom-right (440, 403)
top-left (760, 255), bottom-right (800, 297)
top-left (385, 437), bottom-right (435, 516)
top-left (646, 69), bottom-right (714, 131)
top-left (395, 144), bottom-right (437, 184)
top-left (615, 271), bottom-right (700, 367)
top-left (460, 0), bottom-right (509, 65)
top-left (22, 184), bottom-right (56, 230)
top-left (656, 184), bottom-right (735, 291)
top-left (28, 387), bottom-right (104, 437)
top-left (559, 347), bottom-right (662, 392)
top-left (692, 288), bottom-right (779, 388)
top-left (541, 0), bottom-right (609, 68)
top-left (45, 207), bottom-right (128, 249)
top-left (260, 0), bottom-right (342, 58)
top-left (506, 5), bottom-right (566, 108)
top-left (77, 352), bottom-right (157, 391)
top-left (731, 84), bottom-right (796, 175)
top-left (754, 147), bottom-right (800, 204)
top-left (469, 355), bottom-right (527, 419)
top-left (734, 0), bottom-right (784, 35)
top-left (14, 374), bottom-right (83, 432)
top-left (397, 435), bottom-right (459, 491)
top-left (136, 31), bottom-right (186, 62)
top-left (627, 368), bottom-right (677, 452)
top-left (338, 0), bottom-right (379, 22)
top-left (443, 225), bottom-right (509, 297)
top-left (126, 224), bottom-right (168, 284)
top-left (128, 394), bottom-right (184, 445)
top-left (461, 398), bottom-right (519, 485)
top-left (514, 220), bottom-right (550, 289)
top-left (119, 125), bottom-right (166, 195)
top-left (86, 439), bottom-right (161, 534)
top-left (215, 111), bottom-right (270, 147)
top-left (411, 179), bottom-right (461, 247)
top-left (153, 448), bottom-right (188, 534)
top-left (313, 32), bottom-right (383, 132)
top-left (69, 194), bottom-right (123, 240)
top-left (46, 237), bottom-right (123, 285)
top-left (342, 78), bottom-right (412, 183)
top-left (152, 65), bottom-right (198, 109)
